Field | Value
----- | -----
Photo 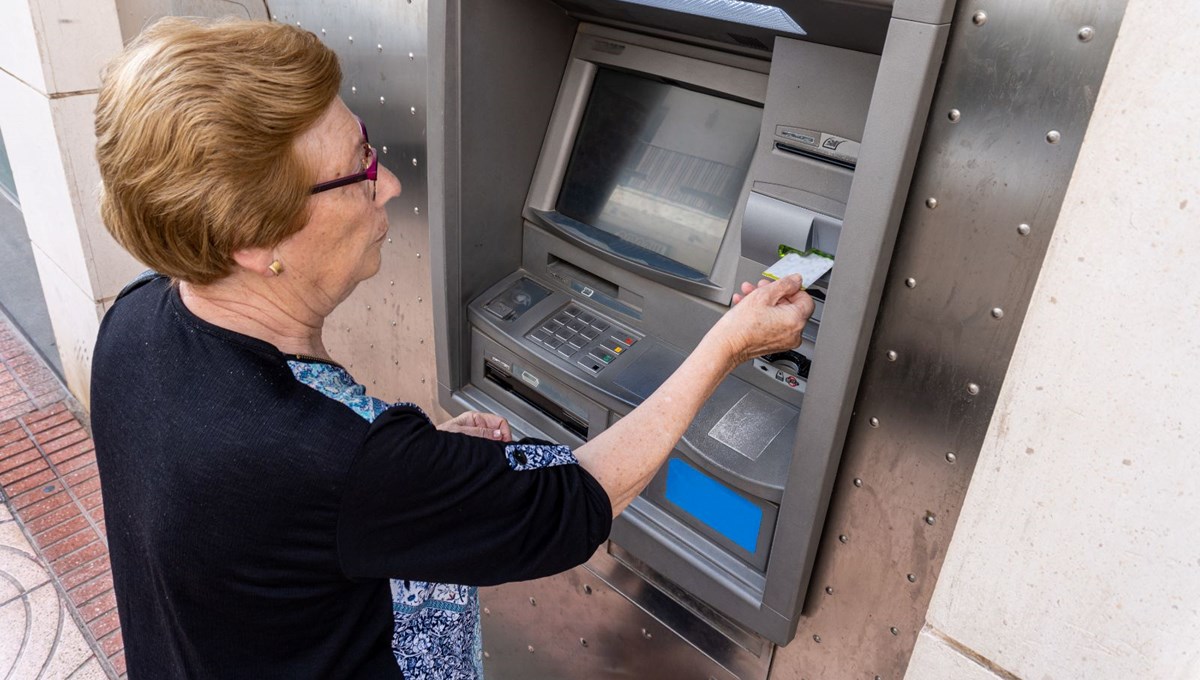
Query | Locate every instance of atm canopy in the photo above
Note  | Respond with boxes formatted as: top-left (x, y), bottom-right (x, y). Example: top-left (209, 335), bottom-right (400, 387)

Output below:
top-left (549, 0), bottom-right (893, 54)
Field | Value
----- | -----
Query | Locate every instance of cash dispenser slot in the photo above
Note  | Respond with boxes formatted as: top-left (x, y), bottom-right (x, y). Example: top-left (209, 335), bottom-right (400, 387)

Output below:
top-left (483, 359), bottom-right (589, 439)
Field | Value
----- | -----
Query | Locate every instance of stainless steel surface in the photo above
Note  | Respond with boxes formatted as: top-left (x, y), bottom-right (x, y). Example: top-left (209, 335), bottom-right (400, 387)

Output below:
top-left (268, 0), bottom-right (446, 419)
top-left (769, 0), bottom-right (1127, 677)
top-left (116, 0), bottom-right (269, 42)
top-left (480, 549), bottom-right (772, 680)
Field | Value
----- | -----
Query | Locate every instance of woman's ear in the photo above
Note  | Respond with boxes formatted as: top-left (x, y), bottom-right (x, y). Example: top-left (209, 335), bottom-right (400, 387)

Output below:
top-left (231, 247), bottom-right (279, 277)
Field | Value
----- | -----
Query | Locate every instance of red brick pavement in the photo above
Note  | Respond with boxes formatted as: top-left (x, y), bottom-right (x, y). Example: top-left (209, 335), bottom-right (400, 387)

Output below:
top-left (0, 315), bottom-right (124, 678)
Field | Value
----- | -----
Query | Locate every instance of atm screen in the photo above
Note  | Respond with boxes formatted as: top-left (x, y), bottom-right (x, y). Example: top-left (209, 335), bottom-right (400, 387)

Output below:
top-left (556, 68), bottom-right (762, 277)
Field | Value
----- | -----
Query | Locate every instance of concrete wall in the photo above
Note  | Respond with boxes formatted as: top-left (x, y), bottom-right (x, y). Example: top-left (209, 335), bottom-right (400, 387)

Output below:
top-left (904, 0), bottom-right (1200, 677)
top-left (0, 0), bottom-right (142, 407)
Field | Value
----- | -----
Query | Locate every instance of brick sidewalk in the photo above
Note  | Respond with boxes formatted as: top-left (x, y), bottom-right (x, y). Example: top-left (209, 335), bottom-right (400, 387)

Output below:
top-left (0, 315), bottom-right (124, 677)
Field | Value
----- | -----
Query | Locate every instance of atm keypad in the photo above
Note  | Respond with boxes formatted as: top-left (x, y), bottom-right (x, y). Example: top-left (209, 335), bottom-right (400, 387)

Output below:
top-left (526, 304), bottom-right (637, 373)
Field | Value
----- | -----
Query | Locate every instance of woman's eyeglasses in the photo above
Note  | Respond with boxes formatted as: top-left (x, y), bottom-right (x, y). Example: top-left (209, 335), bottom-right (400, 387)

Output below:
top-left (309, 117), bottom-right (377, 201)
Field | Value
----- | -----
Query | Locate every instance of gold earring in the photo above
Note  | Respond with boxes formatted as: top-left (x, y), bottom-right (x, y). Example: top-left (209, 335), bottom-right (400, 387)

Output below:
top-left (268, 260), bottom-right (283, 276)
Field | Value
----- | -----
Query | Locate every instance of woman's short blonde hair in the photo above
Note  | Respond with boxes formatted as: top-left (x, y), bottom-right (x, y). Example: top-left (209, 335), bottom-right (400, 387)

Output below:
top-left (95, 18), bottom-right (341, 284)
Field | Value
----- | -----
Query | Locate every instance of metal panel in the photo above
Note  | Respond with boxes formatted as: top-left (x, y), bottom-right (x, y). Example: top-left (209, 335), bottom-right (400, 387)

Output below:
top-left (268, 0), bottom-right (446, 419)
top-left (116, 0), bottom-right (269, 43)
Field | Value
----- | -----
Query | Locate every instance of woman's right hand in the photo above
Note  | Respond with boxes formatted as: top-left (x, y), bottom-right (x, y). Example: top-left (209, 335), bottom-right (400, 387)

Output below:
top-left (707, 274), bottom-right (815, 366)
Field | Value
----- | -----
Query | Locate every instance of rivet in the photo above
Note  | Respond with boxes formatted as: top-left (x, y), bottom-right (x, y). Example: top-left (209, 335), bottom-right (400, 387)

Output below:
top-left (1046, 130), bottom-right (1061, 144)
top-left (583, 584), bottom-right (593, 594)
top-left (377, 44), bottom-right (383, 52)
top-left (641, 628), bottom-right (653, 640)
top-left (853, 478), bottom-right (863, 487)
top-left (925, 197), bottom-right (938, 209)
top-left (412, 157), bottom-right (419, 167)
top-left (890, 626), bottom-right (900, 636)
top-left (391, 321), bottom-right (397, 326)
top-left (529, 597), bottom-right (537, 606)
top-left (948, 108), bottom-right (961, 123)
top-left (1018, 223), bottom-right (1032, 236)
top-left (945, 452), bottom-right (957, 464)
top-left (925, 513), bottom-right (936, 525)
top-left (416, 253), bottom-right (421, 259)
top-left (528, 645), bottom-right (535, 653)
top-left (389, 280), bottom-right (395, 286)
top-left (907, 573), bottom-right (917, 583)
top-left (813, 634), bottom-right (822, 643)
top-left (419, 339), bottom-right (425, 344)
top-left (484, 652), bottom-right (490, 658)
top-left (321, 28), bottom-right (326, 35)
top-left (351, 85), bottom-right (357, 94)
top-left (366, 305), bottom-right (371, 310)
top-left (838, 534), bottom-right (848, 543)
top-left (414, 206), bottom-right (421, 215)
top-left (905, 277), bottom-right (916, 288)
top-left (272, 14), bottom-right (277, 19)
top-left (972, 10), bottom-right (987, 25)
top-left (967, 382), bottom-right (981, 395)
top-left (417, 296), bottom-right (423, 302)
top-left (387, 238), bottom-right (393, 244)
top-left (1078, 26), bottom-right (1095, 42)
top-left (295, 21), bottom-right (301, 27)
top-left (382, 145), bottom-right (389, 154)
top-left (420, 378), bottom-right (426, 384)
top-left (991, 307), bottom-right (1004, 319)
top-left (348, 35), bottom-right (354, 43)
top-left (580, 638), bottom-right (589, 647)
top-left (869, 417), bottom-right (879, 428)
top-left (380, 96), bottom-right (386, 105)
top-left (410, 106), bottom-right (417, 115)
top-left (825, 586), bottom-right (834, 595)
top-left (876, 676), bottom-right (882, 680)
top-left (409, 52), bottom-right (415, 60)
top-left (886, 350), bottom-right (898, 362)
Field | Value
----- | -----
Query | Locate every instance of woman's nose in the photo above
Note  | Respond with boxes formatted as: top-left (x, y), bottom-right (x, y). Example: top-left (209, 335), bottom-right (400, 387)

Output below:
top-left (377, 164), bottom-right (402, 204)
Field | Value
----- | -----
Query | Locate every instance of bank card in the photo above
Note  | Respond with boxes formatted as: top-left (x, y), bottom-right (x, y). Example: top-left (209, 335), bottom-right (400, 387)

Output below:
top-left (762, 250), bottom-right (834, 289)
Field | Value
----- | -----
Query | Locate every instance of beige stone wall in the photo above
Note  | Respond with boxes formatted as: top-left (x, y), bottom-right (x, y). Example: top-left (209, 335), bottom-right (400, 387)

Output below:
top-left (905, 0), bottom-right (1200, 677)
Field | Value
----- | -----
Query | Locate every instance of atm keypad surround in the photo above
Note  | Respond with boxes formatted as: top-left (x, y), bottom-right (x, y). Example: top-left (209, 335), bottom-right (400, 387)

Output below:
top-left (526, 304), bottom-right (639, 374)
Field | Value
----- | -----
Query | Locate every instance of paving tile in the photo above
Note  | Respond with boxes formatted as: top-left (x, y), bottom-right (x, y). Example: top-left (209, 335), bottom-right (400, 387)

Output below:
top-left (77, 589), bottom-right (117, 623)
top-left (97, 629), bottom-right (123, 657)
top-left (16, 489), bottom-right (73, 523)
top-left (0, 390), bottom-right (30, 411)
top-left (0, 435), bottom-right (35, 461)
top-left (34, 514), bottom-right (91, 547)
top-left (51, 442), bottom-right (95, 469)
top-left (71, 476), bottom-right (103, 500)
top-left (26, 502), bottom-right (83, 535)
top-left (1, 457), bottom-right (51, 488)
top-left (87, 608), bottom-right (121, 640)
top-left (63, 463), bottom-right (99, 486)
top-left (43, 429), bottom-right (90, 455)
top-left (42, 528), bottom-right (99, 563)
top-left (0, 519), bottom-right (51, 592)
top-left (0, 446), bottom-right (43, 476)
top-left (34, 421), bottom-right (83, 447)
top-left (53, 542), bottom-right (108, 578)
top-left (79, 491), bottom-right (103, 512)
top-left (19, 402), bottom-right (67, 425)
top-left (32, 596), bottom-right (100, 680)
top-left (8, 469), bottom-right (60, 503)
top-left (0, 582), bottom-right (62, 676)
top-left (23, 409), bottom-right (74, 435)
top-left (0, 402), bottom-right (35, 422)
top-left (109, 650), bottom-right (126, 676)
top-left (68, 571), bottom-right (114, 608)
top-left (61, 556), bottom-right (110, 591)
top-left (67, 658), bottom-right (111, 680)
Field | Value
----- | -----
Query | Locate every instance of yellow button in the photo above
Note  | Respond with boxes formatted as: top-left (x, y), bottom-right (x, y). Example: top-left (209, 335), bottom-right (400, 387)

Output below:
top-left (613, 347), bottom-right (623, 353)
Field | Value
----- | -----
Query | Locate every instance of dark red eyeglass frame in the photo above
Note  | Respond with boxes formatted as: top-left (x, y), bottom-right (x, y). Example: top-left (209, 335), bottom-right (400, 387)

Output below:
top-left (309, 118), bottom-right (377, 198)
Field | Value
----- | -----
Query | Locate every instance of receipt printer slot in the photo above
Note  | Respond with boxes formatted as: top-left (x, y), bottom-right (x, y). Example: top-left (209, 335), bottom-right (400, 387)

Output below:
top-left (484, 360), bottom-right (589, 439)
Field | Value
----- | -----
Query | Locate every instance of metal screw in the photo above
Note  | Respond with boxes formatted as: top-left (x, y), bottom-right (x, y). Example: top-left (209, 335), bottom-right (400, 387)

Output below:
top-left (296, 21), bottom-right (301, 27)
top-left (1046, 130), bottom-right (1061, 144)
top-left (377, 44), bottom-right (383, 52)
top-left (925, 513), bottom-right (936, 525)
top-left (641, 628), bottom-right (653, 640)
top-left (321, 28), bottom-right (326, 36)
top-left (813, 634), bottom-right (822, 643)
top-left (529, 597), bottom-right (537, 606)
top-left (348, 35), bottom-right (354, 43)
top-left (972, 10), bottom-right (987, 25)
top-left (416, 253), bottom-right (421, 259)
top-left (389, 280), bottom-right (395, 286)
top-left (945, 452), bottom-right (957, 464)
top-left (366, 305), bottom-right (371, 310)
top-left (411, 106), bottom-right (418, 115)
top-left (528, 645), bottom-right (535, 653)
top-left (869, 417), bottom-right (880, 428)
top-left (1018, 223), bottom-right (1032, 236)
top-left (387, 238), bottom-right (393, 244)
top-left (905, 277), bottom-right (916, 288)
top-left (583, 584), bottom-right (593, 595)
top-left (948, 108), bottom-right (961, 123)
top-left (580, 638), bottom-right (589, 647)
top-left (380, 96), bottom-right (386, 105)
top-left (991, 307), bottom-right (1004, 319)
top-left (414, 206), bottom-right (421, 215)
top-left (351, 86), bottom-right (357, 94)
top-left (1078, 26), bottom-right (1095, 42)
top-left (419, 339), bottom-right (424, 344)
top-left (484, 652), bottom-right (490, 659)
top-left (925, 197), bottom-right (938, 209)
top-left (409, 52), bottom-right (415, 60)
top-left (886, 350), bottom-right (898, 361)
top-left (391, 321), bottom-right (397, 326)
top-left (838, 534), bottom-right (848, 543)
top-left (483, 607), bottom-right (491, 615)
top-left (382, 146), bottom-right (388, 154)
top-left (412, 157), bottom-right (419, 167)
top-left (825, 586), bottom-right (834, 595)
top-left (967, 382), bottom-right (981, 395)
top-left (890, 626), bottom-right (900, 636)
top-left (907, 573), bottom-right (917, 583)
top-left (853, 478), bottom-right (863, 487)
top-left (417, 296), bottom-right (423, 302)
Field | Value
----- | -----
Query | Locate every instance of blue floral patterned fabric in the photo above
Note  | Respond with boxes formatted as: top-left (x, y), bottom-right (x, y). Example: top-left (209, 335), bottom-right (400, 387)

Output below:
top-left (287, 360), bottom-right (578, 679)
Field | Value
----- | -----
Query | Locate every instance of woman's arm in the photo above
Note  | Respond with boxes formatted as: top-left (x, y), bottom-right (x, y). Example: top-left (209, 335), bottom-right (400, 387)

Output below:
top-left (574, 275), bottom-right (815, 516)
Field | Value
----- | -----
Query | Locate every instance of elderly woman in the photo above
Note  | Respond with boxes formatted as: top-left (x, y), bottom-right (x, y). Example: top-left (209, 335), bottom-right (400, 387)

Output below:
top-left (90, 17), bottom-right (813, 680)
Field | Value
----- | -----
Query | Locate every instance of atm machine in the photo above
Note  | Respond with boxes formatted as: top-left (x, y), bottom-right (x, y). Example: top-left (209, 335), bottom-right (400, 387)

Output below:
top-left (429, 0), bottom-right (953, 674)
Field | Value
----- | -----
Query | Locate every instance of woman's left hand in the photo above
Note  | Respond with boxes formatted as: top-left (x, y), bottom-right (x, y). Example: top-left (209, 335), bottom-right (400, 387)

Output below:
top-left (437, 411), bottom-right (513, 442)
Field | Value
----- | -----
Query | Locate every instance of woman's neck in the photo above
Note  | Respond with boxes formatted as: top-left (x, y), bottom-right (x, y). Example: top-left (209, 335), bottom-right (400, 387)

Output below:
top-left (178, 274), bottom-right (334, 361)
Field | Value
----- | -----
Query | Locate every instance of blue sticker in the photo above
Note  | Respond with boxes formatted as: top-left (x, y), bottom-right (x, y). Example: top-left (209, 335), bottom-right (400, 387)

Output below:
top-left (665, 459), bottom-right (763, 554)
